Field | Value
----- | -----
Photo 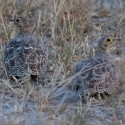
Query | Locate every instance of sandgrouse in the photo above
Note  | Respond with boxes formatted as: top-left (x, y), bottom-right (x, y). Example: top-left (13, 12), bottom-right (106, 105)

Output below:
top-left (72, 36), bottom-right (121, 97)
top-left (4, 16), bottom-right (48, 83)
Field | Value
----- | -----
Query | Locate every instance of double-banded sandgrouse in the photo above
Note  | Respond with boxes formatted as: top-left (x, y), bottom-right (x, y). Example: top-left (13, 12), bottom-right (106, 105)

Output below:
top-left (72, 36), bottom-right (121, 97)
top-left (4, 16), bottom-right (48, 83)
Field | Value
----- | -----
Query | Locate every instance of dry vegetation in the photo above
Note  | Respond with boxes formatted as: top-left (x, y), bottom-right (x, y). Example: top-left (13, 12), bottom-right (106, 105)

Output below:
top-left (0, 0), bottom-right (125, 124)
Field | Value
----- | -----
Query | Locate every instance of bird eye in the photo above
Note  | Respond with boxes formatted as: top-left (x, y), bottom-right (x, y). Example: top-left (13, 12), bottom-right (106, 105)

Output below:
top-left (106, 38), bottom-right (112, 43)
top-left (15, 18), bottom-right (20, 23)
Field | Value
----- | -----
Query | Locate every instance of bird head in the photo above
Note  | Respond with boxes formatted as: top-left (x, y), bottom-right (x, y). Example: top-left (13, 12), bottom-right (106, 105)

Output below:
top-left (98, 36), bottom-right (121, 51)
top-left (10, 16), bottom-right (29, 33)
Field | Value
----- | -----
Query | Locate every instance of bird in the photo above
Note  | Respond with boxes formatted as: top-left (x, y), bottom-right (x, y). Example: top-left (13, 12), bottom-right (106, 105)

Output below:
top-left (71, 36), bottom-right (121, 97)
top-left (4, 16), bottom-right (48, 83)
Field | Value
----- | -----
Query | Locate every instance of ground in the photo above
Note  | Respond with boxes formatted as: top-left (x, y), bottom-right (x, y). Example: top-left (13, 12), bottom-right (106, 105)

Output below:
top-left (0, 0), bottom-right (125, 125)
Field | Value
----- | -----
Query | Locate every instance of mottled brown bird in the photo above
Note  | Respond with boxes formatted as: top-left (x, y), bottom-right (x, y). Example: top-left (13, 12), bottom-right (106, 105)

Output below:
top-left (4, 16), bottom-right (48, 83)
top-left (72, 36), bottom-right (121, 97)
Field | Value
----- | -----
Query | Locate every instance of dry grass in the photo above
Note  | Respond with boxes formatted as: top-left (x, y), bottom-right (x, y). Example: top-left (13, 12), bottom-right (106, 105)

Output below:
top-left (0, 0), bottom-right (125, 125)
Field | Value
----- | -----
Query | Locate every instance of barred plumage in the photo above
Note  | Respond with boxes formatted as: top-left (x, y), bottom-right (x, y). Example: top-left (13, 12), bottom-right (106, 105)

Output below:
top-left (72, 36), bottom-right (121, 97)
top-left (4, 16), bottom-right (48, 83)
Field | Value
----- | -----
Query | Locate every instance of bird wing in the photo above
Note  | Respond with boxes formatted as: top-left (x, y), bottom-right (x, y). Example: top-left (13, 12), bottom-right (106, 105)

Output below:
top-left (25, 39), bottom-right (48, 75)
top-left (4, 35), bottom-right (48, 77)
top-left (4, 38), bottom-right (27, 77)
top-left (71, 58), bottom-right (92, 92)
top-left (72, 56), bottom-right (120, 94)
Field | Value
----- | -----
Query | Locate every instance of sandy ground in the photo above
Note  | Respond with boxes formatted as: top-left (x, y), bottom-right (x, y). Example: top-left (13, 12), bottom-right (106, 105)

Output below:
top-left (0, 0), bottom-right (125, 125)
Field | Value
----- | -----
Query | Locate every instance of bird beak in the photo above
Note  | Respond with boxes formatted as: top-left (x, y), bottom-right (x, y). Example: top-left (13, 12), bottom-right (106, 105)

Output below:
top-left (112, 38), bottom-right (122, 44)
top-left (112, 38), bottom-right (122, 41)
top-left (9, 18), bottom-right (14, 22)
